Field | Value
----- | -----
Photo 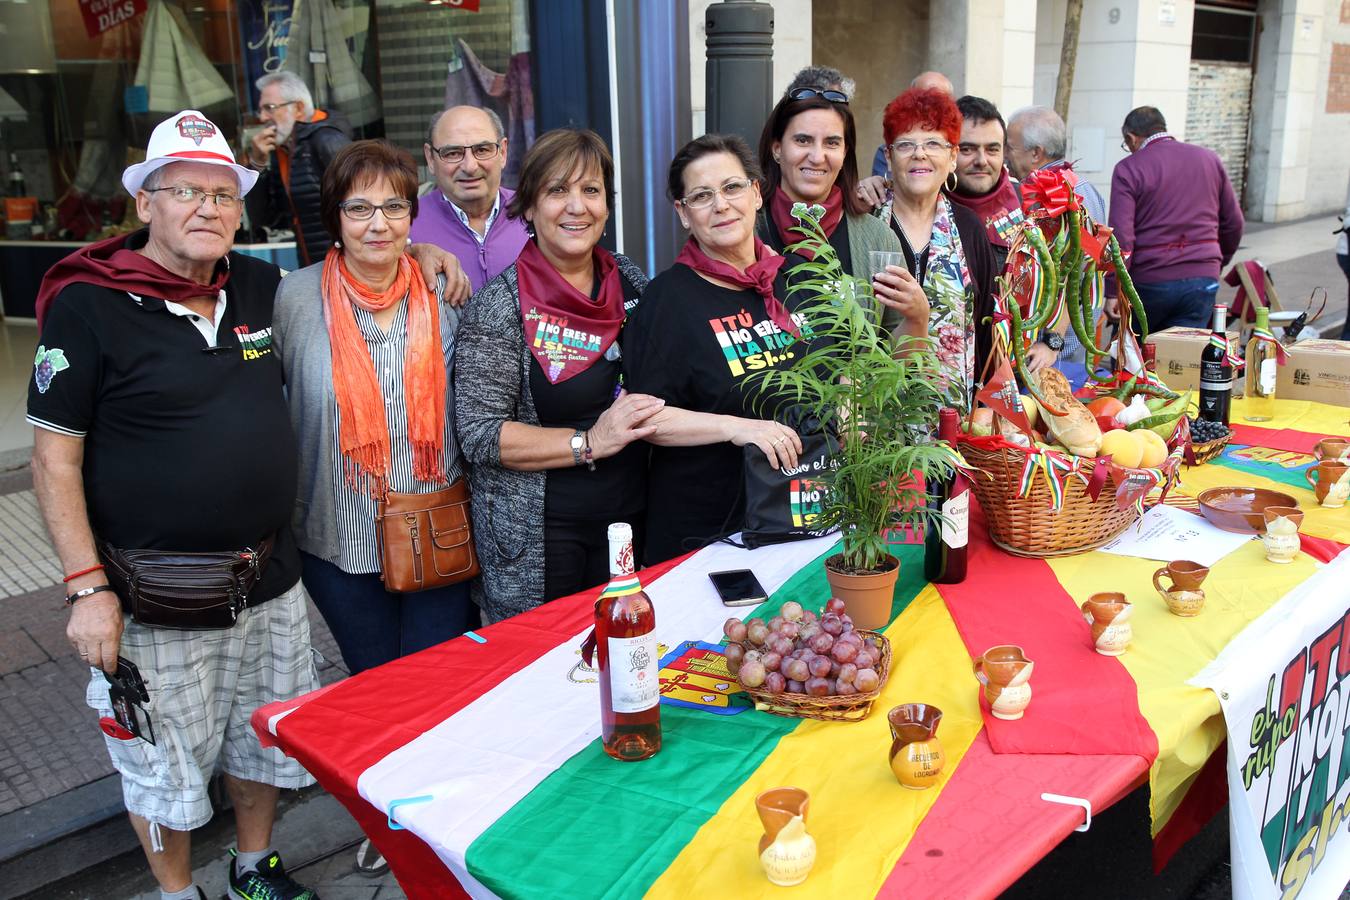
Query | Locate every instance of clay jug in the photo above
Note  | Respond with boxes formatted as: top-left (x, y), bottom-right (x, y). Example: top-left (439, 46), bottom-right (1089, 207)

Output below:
top-left (1305, 461), bottom-right (1349, 508)
top-left (888, 704), bottom-right (945, 789)
top-left (1313, 438), bottom-right (1350, 461)
top-left (1082, 593), bottom-right (1133, 656)
top-left (755, 787), bottom-right (815, 886)
top-left (1261, 506), bottom-right (1303, 564)
top-left (1151, 561), bottom-right (1209, 617)
top-left (972, 645), bottom-right (1034, 720)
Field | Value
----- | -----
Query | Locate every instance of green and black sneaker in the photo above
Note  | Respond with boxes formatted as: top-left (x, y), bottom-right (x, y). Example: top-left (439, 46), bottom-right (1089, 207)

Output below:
top-left (227, 849), bottom-right (319, 900)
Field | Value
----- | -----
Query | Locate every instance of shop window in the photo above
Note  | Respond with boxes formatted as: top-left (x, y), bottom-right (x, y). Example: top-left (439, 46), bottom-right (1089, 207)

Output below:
top-left (1192, 6), bottom-right (1257, 64)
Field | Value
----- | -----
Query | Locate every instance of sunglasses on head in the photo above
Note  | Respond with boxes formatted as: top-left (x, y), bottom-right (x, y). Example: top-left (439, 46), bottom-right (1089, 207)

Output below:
top-left (788, 87), bottom-right (849, 104)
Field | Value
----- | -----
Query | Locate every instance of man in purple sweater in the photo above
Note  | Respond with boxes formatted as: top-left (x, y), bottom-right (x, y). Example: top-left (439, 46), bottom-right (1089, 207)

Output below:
top-left (412, 106), bottom-right (529, 293)
top-left (1106, 106), bottom-right (1244, 332)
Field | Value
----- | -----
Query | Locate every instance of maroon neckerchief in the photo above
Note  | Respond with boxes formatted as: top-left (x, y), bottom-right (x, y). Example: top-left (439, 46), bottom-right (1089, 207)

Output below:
top-left (515, 239), bottom-right (626, 384)
top-left (945, 168), bottom-right (1021, 248)
top-left (34, 229), bottom-right (229, 330)
top-left (675, 236), bottom-right (795, 337)
top-left (768, 185), bottom-right (844, 259)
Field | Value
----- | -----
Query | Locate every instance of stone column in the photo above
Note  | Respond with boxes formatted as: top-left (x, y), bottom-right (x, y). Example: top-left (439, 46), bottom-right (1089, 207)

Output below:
top-left (928, 0), bottom-right (1009, 101)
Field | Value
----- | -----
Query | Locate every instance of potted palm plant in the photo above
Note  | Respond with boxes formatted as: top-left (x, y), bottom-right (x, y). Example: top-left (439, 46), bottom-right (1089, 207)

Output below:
top-left (752, 208), bottom-right (959, 630)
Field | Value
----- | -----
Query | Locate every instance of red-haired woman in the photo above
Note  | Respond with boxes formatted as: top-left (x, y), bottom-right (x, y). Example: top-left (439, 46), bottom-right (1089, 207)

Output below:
top-left (875, 88), bottom-right (998, 408)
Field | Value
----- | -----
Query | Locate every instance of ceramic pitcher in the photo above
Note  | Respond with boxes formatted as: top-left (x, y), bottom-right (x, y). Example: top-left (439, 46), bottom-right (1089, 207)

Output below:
top-left (755, 787), bottom-right (815, 886)
top-left (1082, 593), bottom-right (1133, 656)
top-left (888, 704), bottom-right (945, 790)
top-left (1313, 438), bottom-right (1350, 462)
top-left (1151, 560), bottom-right (1209, 617)
top-left (1261, 506), bottom-right (1303, 564)
top-left (1305, 461), bottom-right (1349, 508)
top-left (972, 645), bottom-right (1034, 720)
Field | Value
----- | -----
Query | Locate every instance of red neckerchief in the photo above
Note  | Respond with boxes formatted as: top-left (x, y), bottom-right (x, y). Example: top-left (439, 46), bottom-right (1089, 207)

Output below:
top-left (35, 229), bottom-right (229, 330)
top-left (674, 236), bottom-right (795, 337)
top-left (516, 239), bottom-right (626, 384)
top-left (945, 168), bottom-right (1022, 248)
top-left (768, 185), bottom-right (844, 259)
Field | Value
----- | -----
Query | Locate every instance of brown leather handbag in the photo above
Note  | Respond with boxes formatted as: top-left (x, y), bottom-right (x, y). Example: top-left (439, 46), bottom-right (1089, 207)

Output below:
top-left (100, 535), bottom-right (276, 630)
top-left (375, 478), bottom-right (480, 592)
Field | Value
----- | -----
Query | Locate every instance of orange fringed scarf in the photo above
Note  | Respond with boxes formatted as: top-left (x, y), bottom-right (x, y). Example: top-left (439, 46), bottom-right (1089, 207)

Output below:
top-left (321, 247), bottom-right (446, 497)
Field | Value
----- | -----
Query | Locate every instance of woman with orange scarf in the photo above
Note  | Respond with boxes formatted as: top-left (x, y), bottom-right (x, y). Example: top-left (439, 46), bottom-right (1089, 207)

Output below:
top-left (273, 140), bottom-right (471, 677)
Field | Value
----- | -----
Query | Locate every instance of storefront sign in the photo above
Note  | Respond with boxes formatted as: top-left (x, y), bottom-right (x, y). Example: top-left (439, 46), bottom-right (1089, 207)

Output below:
top-left (1192, 553), bottom-right (1350, 900)
top-left (239, 0), bottom-right (294, 111)
top-left (76, 0), bottom-right (145, 38)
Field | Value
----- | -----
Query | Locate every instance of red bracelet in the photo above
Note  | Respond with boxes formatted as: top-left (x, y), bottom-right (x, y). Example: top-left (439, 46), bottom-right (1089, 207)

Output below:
top-left (62, 563), bottom-right (104, 583)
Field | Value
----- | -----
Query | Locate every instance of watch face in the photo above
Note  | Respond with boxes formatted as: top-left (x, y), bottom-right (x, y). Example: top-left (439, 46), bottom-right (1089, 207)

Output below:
top-left (1043, 333), bottom-right (1065, 351)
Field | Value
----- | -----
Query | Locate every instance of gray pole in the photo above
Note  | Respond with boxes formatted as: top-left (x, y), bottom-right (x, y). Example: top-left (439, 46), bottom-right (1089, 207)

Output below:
top-left (705, 0), bottom-right (774, 147)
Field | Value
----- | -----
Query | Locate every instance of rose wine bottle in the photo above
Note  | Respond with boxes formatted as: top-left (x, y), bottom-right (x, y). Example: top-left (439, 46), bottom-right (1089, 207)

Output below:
top-left (595, 523), bottom-right (660, 761)
top-left (924, 408), bottom-right (969, 584)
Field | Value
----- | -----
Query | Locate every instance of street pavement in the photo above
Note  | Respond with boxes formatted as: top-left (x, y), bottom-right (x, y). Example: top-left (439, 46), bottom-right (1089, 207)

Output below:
top-left (0, 212), bottom-right (1346, 899)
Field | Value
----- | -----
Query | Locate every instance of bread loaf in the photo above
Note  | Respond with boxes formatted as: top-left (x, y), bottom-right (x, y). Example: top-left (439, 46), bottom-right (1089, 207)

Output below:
top-left (1034, 369), bottom-right (1102, 457)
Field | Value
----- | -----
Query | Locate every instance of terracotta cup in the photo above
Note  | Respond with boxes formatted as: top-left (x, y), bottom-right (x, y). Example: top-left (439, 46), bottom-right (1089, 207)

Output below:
top-left (1151, 560), bottom-right (1210, 597)
top-left (1081, 592), bottom-right (1133, 656)
top-left (1305, 460), bottom-right (1350, 507)
top-left (755, 787), bottom-right (809, 853)
top-left (888, 704), bottom-right (945, 790)
top-left (1261, 505), bottom-right (1304, 564)
top-left (972, 645), bottom-right (1034, 720)
top-left (1313, 438), bottom-right (1350, 462)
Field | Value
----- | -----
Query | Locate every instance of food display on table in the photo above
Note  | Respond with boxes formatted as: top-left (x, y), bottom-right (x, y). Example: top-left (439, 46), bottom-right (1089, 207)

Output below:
top-left (722, 598), bottom-right (892, 722)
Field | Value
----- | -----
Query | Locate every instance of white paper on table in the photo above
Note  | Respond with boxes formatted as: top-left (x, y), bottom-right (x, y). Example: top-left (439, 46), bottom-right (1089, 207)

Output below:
top-left (1097, 504), bottom-right (1253, 566)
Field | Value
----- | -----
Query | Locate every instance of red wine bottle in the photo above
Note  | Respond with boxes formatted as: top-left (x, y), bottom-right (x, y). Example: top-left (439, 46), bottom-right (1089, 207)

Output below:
top-left (924, 408), bottom-right (969, 584)
top-left (1198, 304), bottom-right (1232, 425)
top-left (594, 523), bottom-right (660, 761)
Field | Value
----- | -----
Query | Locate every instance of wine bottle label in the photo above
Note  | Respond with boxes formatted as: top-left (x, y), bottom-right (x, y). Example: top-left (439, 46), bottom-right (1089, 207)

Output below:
top-left (1259, 358), bottom-right (1277, 394)
top-left (940, 491), bottom-right (969, 549)
top-left (608, 634), bottom-right (659, 713)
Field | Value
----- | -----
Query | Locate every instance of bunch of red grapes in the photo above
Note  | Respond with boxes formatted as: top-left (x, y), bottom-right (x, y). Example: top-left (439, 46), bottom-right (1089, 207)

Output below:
top-left (723, 598), bottom-right (885, 697)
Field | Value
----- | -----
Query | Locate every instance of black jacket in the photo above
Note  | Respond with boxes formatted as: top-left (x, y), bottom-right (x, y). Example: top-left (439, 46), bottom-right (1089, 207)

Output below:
top-left (246, 110), bottom-right (352, 267)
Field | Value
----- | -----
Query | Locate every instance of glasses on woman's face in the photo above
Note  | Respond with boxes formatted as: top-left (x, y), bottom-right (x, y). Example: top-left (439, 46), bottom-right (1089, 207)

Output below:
top-left (429, 141), bottom-right (502, 164)
top-left (788, 87), bottom-right (849, 104)
top-left (680, 178), bottom-right (753, 210)
top-left (339, 199), bottom-right (414, 220)
top-left (890, 139), bottom-right (952, 158)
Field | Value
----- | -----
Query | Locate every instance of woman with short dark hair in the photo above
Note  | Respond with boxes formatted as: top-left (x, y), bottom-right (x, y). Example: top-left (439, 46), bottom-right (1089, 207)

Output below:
top-left (273, 139), bottom-right (472, 674)
top-left (454, 128), bottom-right (660, 620)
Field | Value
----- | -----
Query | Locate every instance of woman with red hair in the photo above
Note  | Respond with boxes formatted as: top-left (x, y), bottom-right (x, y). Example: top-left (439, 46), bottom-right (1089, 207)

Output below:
top-left (874, 87), bottom-right (999, 408)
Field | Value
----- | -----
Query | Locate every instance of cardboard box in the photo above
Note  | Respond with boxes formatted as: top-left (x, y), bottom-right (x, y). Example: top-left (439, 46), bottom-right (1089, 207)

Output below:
top-left (1146, 326), bottom-right (1240, 393)
top-left (1279, 339), bottom-right (1350, 406)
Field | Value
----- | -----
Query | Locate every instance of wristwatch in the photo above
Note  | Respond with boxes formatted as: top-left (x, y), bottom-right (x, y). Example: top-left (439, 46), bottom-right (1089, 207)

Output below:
top-left (1038, 331), bottom-right (1065, 352)
top-left (569, 430), bottom-right (586, 467)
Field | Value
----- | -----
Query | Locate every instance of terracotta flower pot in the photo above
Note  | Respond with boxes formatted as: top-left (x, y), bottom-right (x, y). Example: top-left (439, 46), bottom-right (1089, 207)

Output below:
top-left (823, 554), bottom-right (900, 632)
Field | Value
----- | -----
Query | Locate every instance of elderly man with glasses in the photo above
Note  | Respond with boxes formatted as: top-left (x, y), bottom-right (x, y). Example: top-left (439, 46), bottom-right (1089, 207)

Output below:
top-left (410, 105), bottom-right (530, 293)
top-left (245, 70), bottom-right (353, 267)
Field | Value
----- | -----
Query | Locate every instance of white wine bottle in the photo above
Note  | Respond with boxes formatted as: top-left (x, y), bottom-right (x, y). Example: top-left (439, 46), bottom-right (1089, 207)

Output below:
top-left (1243, 305), bottom-right (1277, 423)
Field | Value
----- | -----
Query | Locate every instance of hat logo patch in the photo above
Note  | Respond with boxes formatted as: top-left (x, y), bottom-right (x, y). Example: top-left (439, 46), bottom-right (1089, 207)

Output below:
top-left (176, 114), bottom-right (216, 146)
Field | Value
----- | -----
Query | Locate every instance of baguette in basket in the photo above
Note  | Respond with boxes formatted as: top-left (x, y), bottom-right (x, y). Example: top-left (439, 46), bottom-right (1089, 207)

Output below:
top-left (1032, 369), bottom-right (1101, 458)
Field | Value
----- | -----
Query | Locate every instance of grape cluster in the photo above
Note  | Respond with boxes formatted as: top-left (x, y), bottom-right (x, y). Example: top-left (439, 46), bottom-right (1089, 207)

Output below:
top-left (1187, 417), bottom-right (1231, 444)
top-left (722, 598), bottom-right (885, 697)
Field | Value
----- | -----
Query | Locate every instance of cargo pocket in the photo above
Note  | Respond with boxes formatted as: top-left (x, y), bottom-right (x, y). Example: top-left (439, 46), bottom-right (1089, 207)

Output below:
top-left (85, 671), bottom-right (178, 792)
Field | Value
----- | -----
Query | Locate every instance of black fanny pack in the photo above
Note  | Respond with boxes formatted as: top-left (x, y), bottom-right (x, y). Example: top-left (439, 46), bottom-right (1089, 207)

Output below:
top-left (99, 535), bottom-right (275, 630)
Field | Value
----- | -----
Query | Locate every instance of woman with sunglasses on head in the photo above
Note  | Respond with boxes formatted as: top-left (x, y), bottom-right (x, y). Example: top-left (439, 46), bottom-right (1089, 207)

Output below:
top-left (755, 87), bottom-right (922, 345)
top-left (623, 134), bottom-right (824, 565)
top-left (273, 139), bottom-right (473, 676)
top-left (454, 129), bottom-right (660, 622)
top-left (874, 88), bottom-right (999, 406)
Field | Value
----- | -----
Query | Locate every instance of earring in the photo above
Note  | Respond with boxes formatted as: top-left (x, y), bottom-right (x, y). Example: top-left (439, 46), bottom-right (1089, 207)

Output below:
top-left (945, 170), bottom-right (958, 192)
top-left (406, 237), bottom-right (412, 246)
top-left (773, 154), bottom-right (781, 164)
top-left (333, 240), bottom-right (341, 248)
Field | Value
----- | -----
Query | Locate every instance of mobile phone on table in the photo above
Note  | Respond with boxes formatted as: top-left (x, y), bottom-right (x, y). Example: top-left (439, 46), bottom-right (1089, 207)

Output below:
top-left (708, 569), bottom-right (768, 606)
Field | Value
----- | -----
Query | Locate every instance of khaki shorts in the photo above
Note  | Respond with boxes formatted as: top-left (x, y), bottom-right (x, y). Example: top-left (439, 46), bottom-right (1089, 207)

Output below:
top-left (85, 580), bottom-right (319, 832)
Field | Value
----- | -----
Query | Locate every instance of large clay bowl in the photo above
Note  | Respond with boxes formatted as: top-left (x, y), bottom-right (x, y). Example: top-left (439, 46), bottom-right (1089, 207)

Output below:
top-left (1198, 487), bottom-right (1299, 534)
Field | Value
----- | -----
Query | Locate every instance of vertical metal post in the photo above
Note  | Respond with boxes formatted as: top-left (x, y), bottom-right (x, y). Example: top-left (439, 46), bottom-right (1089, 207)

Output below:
top-left (705, 0), bottom-right (774, 146)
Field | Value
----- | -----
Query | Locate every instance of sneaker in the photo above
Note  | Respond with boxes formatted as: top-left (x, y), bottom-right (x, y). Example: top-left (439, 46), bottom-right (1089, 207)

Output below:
top-left (227, 849), bottom-right (319, 900)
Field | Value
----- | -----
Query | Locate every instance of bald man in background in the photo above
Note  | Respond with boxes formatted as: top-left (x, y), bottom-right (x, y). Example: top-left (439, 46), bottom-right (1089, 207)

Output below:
top-left (872, 71), bottom-right (955, 176)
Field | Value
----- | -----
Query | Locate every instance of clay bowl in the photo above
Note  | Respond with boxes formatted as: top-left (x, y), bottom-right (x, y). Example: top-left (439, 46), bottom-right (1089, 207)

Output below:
top-left (1198, 487), bottom-right (1299, 534)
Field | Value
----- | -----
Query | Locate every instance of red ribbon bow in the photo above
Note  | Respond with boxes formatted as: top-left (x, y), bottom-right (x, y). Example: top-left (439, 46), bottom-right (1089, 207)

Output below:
top-left (1021, 167), bottom-right (1082, 219)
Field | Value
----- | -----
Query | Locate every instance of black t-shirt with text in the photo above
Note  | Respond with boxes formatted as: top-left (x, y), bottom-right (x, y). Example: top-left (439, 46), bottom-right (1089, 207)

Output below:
top-left (623, 263), bottom-right (831, 564)
top-left (26, 251), bottom-right (300, 604)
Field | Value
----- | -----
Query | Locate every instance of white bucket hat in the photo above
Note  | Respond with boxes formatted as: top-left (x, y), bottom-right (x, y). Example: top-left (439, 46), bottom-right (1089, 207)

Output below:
top-left (121, 110), bottom-right (259, 197)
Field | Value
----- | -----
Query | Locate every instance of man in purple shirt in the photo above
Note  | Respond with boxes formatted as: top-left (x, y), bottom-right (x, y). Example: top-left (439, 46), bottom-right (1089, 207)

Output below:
top-left (412, 106), bottom-right (529, 293)
top-left (1106, 106), bottom-right (1244, 332)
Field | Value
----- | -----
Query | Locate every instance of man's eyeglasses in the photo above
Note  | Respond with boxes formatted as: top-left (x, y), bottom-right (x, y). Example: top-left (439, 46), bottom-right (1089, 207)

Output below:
top-left (788, 87), bottom-right (849, 104)
top-left (338, 199), bottom-right (414, 220)
top-left (145, 185), bottom-right (242, 210)
top-left (259, 100), bottom-right (302, 115)
top-left (679, 178), bottom-right (753, 210)
top-left (429, 141), bottom-right (502, 164)
top-left (890, 139), bottom-right (952, 157)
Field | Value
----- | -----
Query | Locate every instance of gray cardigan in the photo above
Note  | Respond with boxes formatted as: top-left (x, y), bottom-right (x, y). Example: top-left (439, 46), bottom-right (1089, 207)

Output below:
top-left (272, 262), bottom-right (462, 565)
top-left (454, 256), bottom-right (648, 622)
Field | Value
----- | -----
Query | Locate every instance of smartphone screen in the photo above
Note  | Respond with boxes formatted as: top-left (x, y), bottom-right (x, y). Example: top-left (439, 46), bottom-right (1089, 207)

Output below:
top-left (708, 569), bottom-right (768, 606)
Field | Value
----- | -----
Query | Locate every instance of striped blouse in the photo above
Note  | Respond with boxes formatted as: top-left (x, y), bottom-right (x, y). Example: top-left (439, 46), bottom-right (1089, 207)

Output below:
top-left (332, 298), bottom-right (463, 574)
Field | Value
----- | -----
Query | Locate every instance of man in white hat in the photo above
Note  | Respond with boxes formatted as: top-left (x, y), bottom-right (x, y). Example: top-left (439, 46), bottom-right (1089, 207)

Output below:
top-left (27, 110), bottom-right (464, 900)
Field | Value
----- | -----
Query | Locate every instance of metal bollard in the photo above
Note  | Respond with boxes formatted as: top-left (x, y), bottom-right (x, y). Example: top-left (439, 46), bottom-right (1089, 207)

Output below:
top-left (705, 0), bottom-right (774, 147)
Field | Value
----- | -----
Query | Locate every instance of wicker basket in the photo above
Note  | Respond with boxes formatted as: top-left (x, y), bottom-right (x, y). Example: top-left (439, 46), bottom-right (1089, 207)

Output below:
top-left (962, 442), bottom-right (1141, 558)
top-left (1187, 434), bottom-right (1231, 466)
top-left (739, 631), bottom-right (892, 723)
